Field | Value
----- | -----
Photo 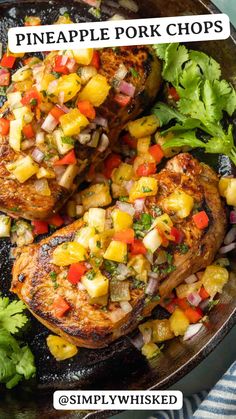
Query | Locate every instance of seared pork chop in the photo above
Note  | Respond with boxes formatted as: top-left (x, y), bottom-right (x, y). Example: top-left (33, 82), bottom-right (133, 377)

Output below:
top-left (11, 154), bottom-right (226, 348)
top-left (0, 46), bottom-right (161, 220)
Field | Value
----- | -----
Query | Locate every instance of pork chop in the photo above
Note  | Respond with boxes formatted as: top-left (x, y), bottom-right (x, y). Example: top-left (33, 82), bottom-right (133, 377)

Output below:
top-left (11, 153), bottom-right (227, 348)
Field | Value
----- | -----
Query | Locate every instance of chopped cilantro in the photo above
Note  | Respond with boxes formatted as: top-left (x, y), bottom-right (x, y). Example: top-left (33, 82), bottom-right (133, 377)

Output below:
top-left (142, 186), bottom-right (152, 193)
top-left (49, 271), bottom-right (57, 281)
top-left (177, 243), bottom-right (189, 254)
top-left (96, 240), bottom-right (101, 249)
top-left (86, 270), bottom-right (96, 280)
top-left (30, 98), bottom-right (37, 106)
top-left (51, 71), bottom-right (61, 79)
top-left (134, 213), bottom-right (153, 238)
top-left (63, 12), bottom-right (70, 18)
top-left (208, 299), bottom-right (219, 311)
top-left (119, 196), bottom-right (129, 202)
top-left (61, 136), bottom-right (75, 145)
top-left (130, 68), bottom-right (139, 78)
top-left (103, 260), bottom-right (118, 276)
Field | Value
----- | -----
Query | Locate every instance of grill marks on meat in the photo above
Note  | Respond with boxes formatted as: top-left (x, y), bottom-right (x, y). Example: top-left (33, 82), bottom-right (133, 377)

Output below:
top-left (11, 154), bottom-right (227, 348)
top-left (0, 46), bottom-right (161, 220)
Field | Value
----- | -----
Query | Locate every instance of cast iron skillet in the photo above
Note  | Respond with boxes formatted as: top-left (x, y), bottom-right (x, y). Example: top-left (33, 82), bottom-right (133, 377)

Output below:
top-left (0, 1), bottom-right (236, 418)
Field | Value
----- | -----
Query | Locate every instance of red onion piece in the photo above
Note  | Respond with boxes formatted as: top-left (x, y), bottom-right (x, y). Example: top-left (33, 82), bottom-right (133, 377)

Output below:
top-left (57, 104), bottom-right (70, 114)
top-left (146, 251), bottom-right (154, 265)
top-left (62, 215), bottom-right (74, 225)
top-left (35, 131), bottom-right (45, 144)
top-left (124, 180), bottom-right (134, 193)
top-left (41, 114), bottom-right (58, 133)
top-left (114, 63), bottom-right (128, 81)
top-left (130, 333), bottom-right (144, 350)
top-left (116, 201), bottom-right (135, 217)
top-left (199, 298), bottom-right (210, 312)
top-left (145, 277), bottom-right (158, 295)
top-left (60, 55), bottom-right (68, 66)
top-left (120, 301), bottom-right (132, 313)
top-left (97, 133), bottom-right (109, 152)
top-left (224, 227), bottom-right (236, 245)
top-left (31, 148), bottom-right (45, 163)
top-left (58, 91), bottom-right (65, 105)
top-left (67, 58), bottom-right (77, 73)
top-left (82, 0), bottom-right (101, 6)
top-left (134, 198), bottom-right (145, 213)
top-left (93, 172), bottom-right (109, 185)
top-left (183, 323), bottom-right (203, 341)
top-left (117, 263), bottom-right (130, 280)
top-left (142, 327), bottom-right (152, 344)
top-left (77, 282), bottom-right (86, 291)
top-left (230, 211), bottom-right (236, 224)
top-left (185, 274), bottom-right (198, 284)
top-left (219, 242), bottom-right (236, 254)
top-left (93, 116), bottom-right (108, 128)
top-left (187, 292), bottom-right (202, 307)
top-left (119, 80), bottom-right (136, 97)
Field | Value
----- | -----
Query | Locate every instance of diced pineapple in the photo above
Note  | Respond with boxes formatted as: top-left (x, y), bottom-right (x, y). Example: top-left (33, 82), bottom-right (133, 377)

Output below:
top-left (60, 109), bottom-right (89, 136)
top-left (202, 265), bottom-right (229, 298)
top-left (111, 163), bottom-right (134, 185)
top-left (7, 46), bottom-right (25, 58)
top-left (104, 240), bottom-right (127, 263)
top-left (129, 177), bottom-right (158, 202)
top-left (81, 183), bottom-right (112, 210)
top-left (46, 335), bottom-right (78, 361)
top-left (9, 119), bottom-right (22, 152)
top-left (35, 179), bottom-right (51, 196)
top-left (151, 319), bottom-right (174, 343)
top-left (0, 215), bottom-right (11, 237)
top-left (143, 228), bottom-right (162, 253)
top-left (176, 281), bottom-right (202, 299)
top-left (12, 66), bottom-right (32, 82)
top-left (72, 48), bottom-right (93, 65)
top-left (87, 208), bottom-right (106, 233)
top-left (7, 92), bottom-right (22, 109)
top-left (152, 213), bottom-right (173, 239)
top-left (58, 164), bottom-right (79, 190)
top-left (163, 190), bottom-right (194, 219)
top-left (219, 177), bottom-right (236, 207)
top-left (111, 209), bottom-right (133, 232)
top-left (128, 255), bottom-right (150, 282)
top-left (40, 74), bottom-right (56, 91)
top-left (13, 107), bottom-right (34, 125)
top-left (78, 74), bottom-right (110, 107)
top-left (88, 230), bottom-right (114, 254)
top-left (14, 79), bottom-right (33, 93)
top-left (132, 153), bottom-right (155, 174)
top-left (74, 226), bottom-right (96, 249)
top-left (6, 156), bottom-right (39, 183)
top-left (128, 115), bottom-right (159, 139)
top-left (36, 167), bottom-right (56, 179)
top-left (137, 137), bottom-right (151, 155)
top-left (81, 270), bottom-right (109, 298)
top-left (141, 342), bottom-right (160, 359)
top-left (111, 183), bottom-right (128, 199)
top-left (66, 200), bottom-right (77, 217)
top-left (52, 242), bottom-right (87, 266)
top-left (169, 308), bottom-right (190, 336)
top-left (55, 15), bottom-right (73, 24)
top-left (49, 73), bottom-right (81, 103)
top-left (53, 129), bottom-right (74, 155)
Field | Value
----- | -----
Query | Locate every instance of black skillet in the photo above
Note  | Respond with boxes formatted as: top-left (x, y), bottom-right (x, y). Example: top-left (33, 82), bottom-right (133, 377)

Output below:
top-left (0, 1), bottom-right (236, 418)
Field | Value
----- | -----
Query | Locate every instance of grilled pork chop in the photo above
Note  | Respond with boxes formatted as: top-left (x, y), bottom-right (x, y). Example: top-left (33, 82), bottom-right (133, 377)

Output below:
top-left (0, 46), bottom-right (161, 220)
top-left (11, 154), bottom-right (227, 348)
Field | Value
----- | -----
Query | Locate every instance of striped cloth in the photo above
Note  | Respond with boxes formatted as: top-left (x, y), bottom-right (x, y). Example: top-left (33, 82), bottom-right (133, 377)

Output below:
top-left (150, 361), bottom-right (236, 419)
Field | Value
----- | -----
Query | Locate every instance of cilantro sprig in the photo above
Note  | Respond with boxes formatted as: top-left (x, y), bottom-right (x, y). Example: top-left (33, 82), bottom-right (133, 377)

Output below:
top-left (152, 43), bottom-right (236, 165)
top-left (0, 297), bottom-right (36, 389)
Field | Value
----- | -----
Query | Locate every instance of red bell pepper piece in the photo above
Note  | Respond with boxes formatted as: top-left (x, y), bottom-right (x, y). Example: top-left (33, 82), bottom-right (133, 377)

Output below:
top-left (47, 214), bottom-right (64, 227)
top-left (52, 296), bottom-right (71, 318)
top-left (168, 86), bottom-right (180, 101)
top-left (184, 307), bottom-right (203, 323)
top-left (113, 228), bottom-right (135, 244)
top-left (192, 211), bottom-right (209, 229)
top-left (114, 94), bottom-right (131, 107)
top-left (0, 53), bottom-right (16, 69)
top-left (67, 262), bottom-right (88, 285)
top-left (199, 286), bottom-right (210, 301)
top-left (54, 149), bottom-right (77, 166)
top-left (31, 220), bottom-right (49, 235)
top-left (21, 89), bottom-right (41, 106)
top-left (0, 68), bottom-right (10, 86)
top-left (53, 55), bottom-right (69, 74)
top-left (136, 162), bottom-right (156, 177)
top-left (22, 124), bottom-right (34, 139)
top-left (24, 16), bottom-right (41, 26)
top-left (0, 118), bottom-right (10, 136)
top-left (149, 144), bottom-right (164, 164)
top-left (50, 105), bottom-right (66, 120)
top-left (77, 100), bottom-right (96, 120)
top-left (130, 239), bottom-right (147, 256)
top-left (91, 50), bottom-right (100, 70)
top-left (121, 133), bottom-right (137, 149)
top-left (170, 227), bottom-right (184, 244)
top-left (174, 297), bottom-right (189, 310)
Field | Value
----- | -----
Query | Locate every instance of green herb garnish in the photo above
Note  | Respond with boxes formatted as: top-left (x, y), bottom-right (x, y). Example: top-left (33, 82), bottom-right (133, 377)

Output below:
top-left (177, 243), bottom-right (189, 254)
top-left (86, 270), bottom-right (96, 280)
top-left (130, 68), bottom-right (139, 78)
top-left (61, 136), bottom-right (75, 145)
top-left (142, 186), bottom-right (152, 193)
top-left (152, 43), bottom-right (236, 165)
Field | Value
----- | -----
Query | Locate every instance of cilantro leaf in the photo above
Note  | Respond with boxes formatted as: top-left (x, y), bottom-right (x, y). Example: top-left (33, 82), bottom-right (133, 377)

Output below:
top-left (177, 61), bottom-right (202, 101)
top-left (152, 102), bottom-right (186, 127)
top-left (0, 298), bottom-right (28, 334)
top-left (152, 43), bottom-right (170, 60)
top-left (161, 43), bottom-right (189, 85)
top-left (189, 50), bottom-right (221, 81)
top-left (162, 130), bottom-right (205, 149)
